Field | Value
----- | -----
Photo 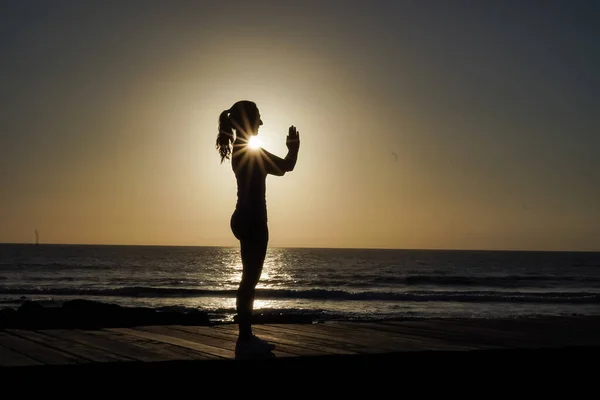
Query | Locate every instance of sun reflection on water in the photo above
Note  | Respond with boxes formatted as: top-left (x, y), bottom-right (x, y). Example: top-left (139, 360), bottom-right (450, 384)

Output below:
top-left (220, 250), bottom-right (294, 290)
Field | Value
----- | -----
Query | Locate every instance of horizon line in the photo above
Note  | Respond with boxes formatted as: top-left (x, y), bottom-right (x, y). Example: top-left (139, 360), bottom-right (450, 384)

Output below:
top-left (0, 242), bottom-right (598, 253)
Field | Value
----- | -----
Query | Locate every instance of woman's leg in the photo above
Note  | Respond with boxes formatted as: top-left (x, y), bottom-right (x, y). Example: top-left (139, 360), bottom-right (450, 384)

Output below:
top-left (236, 225), bottom-right (268, 339)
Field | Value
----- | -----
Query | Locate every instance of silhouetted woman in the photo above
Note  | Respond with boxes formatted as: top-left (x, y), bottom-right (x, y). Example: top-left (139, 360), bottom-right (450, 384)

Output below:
top-left (216, 100), bottom-right (300, 356)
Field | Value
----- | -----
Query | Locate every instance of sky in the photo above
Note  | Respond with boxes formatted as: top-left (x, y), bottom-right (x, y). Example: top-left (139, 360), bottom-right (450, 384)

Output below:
top-left (1, 0), bottom-right (598, 251)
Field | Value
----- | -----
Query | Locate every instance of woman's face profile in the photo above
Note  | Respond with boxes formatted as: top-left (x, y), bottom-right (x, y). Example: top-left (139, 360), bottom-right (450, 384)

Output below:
top-left (252, 114), bottom-right (263, 136)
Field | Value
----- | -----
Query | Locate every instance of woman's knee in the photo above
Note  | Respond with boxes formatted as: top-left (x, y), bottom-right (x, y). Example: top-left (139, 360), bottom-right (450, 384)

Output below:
top-left (241, 265), bottom-right (262, 287)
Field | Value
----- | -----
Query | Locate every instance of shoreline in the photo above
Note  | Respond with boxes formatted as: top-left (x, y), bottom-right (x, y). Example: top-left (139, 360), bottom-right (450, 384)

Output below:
top-left (1, 298), bottom-right (598, 330)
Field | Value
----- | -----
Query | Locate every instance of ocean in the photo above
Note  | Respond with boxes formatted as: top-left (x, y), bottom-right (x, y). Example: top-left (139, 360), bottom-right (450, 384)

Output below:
top-left (1, 244), bottom-right (599, 322)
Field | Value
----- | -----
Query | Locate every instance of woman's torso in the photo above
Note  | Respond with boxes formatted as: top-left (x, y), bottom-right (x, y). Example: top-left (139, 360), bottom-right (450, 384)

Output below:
top-left (231, 143), bottom-right (268, 221)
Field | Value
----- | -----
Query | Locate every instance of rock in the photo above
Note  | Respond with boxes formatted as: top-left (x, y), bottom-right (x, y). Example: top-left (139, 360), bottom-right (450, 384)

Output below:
top-left (15, 301), bottom-right (63, 329)
top-left (1, 299), bottom-right (211, 329)
top-left (234, 312), bottom-right (315, 325)
top-left (16, 300), bottom-right (45, 315)
top-left (0, 307), bottom-right (17, 328)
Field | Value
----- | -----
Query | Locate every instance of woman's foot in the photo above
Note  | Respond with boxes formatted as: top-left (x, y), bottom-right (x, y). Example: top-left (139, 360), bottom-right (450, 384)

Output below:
top-left (235, 334), bottom-right (276, 358)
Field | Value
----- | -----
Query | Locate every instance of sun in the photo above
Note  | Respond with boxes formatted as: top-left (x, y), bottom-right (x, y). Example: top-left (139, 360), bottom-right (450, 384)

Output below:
top-left (248, 136), bottom-right (262, 149)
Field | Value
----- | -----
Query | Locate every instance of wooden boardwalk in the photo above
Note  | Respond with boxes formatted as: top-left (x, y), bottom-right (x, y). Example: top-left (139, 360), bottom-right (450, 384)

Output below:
top-left (1, 316), bottom-right (599, 370)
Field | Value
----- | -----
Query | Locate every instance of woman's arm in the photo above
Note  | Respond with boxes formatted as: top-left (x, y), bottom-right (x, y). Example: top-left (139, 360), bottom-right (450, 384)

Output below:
top-left (261, 125), bottom-right (300, 176)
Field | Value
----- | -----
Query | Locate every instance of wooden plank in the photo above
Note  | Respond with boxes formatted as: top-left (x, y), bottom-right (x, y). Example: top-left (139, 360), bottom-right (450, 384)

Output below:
top-left (254, 324), bottom-right (405, 352)
top-left (159, 325), bottom-right (298, 358)
top-left (267, 323), bottom-right (439, 352)
top-left (174, 325), bottom-right (357, 356)
top-left (460, 318), bottom-right (600, 347)
top-left (39, 329), bottom-right (169, 363)
top-left (428, 319), bottom-right (587, 348)
top-left (272, 323), bottom-right (477, 352)
top-left (108, 327), bottom-right (232, 359)
top-left (334, 318), bottom-right (592, 350)
top-left (320, 322), bottom-right (484, 350)
top-left (329, 322), bottom-right (501, 349)
top-left (377, 321), bottom-right (524, 348)
top-left (483, 318), bottom-right (600, 343)
top-left (0, 343), bottom-right (43, 367)
top-left (250, 326), bottom-right (357, 355)
top-left (215, 324), bottom-right (388, 354)
top-left (88, 329), bottom-right (212, 361)
top-left (380, 320), bottom-right (582, 348)
top-left (0, 331), bottom-right (88, 365)
top-left (403, 320), bottom-right (533, 341)
top-left (376, 318), bottom-right (599, 349)
top-left (392, 319), bottom-right (524, 335)
top-left (417, 319), bottom-right (527, 336)
top-left (164, 325), bottom-right (319, 357)
top-left (134, 326), bottom-right (233, 358)
top-left (190, 326), bottom-right (307, 358)
top-left (10, 329), bottom-right (132, 363)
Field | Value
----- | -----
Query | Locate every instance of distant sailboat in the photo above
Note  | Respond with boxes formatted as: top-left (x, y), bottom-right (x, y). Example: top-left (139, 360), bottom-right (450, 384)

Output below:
top-left (35, 229), bottom-right (39, 246)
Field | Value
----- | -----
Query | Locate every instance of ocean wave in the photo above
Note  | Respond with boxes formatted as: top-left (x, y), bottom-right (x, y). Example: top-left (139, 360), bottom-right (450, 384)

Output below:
top-left (390, 274), bottom-right (600, 287)
top-left (294, 274), bottom-right (600, 289)
top-left (6, 274), bottom-right (600, 289)
top-left (0, 263), bottom-right (116, 270)
top-left (0, 297), bottom-right (25, 304)
top-left (1, 286), bottom-right (599, 304)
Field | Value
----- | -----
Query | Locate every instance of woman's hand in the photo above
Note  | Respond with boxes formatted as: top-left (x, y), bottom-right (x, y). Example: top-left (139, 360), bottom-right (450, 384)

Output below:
top-left (286, 125), bottom-right (300, 152)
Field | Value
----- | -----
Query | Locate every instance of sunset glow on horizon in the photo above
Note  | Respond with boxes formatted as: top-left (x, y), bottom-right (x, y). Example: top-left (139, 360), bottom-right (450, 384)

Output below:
top-left (1, 1), bottom-right (598, 251)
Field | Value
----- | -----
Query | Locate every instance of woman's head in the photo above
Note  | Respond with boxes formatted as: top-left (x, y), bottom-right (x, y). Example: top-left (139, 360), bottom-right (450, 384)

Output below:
top-left (216, 100), bottom-right (263, 163)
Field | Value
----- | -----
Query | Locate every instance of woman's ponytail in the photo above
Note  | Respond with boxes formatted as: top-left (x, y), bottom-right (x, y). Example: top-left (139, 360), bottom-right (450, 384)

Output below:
top-left (216, 109), bottom-right (234, 163)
